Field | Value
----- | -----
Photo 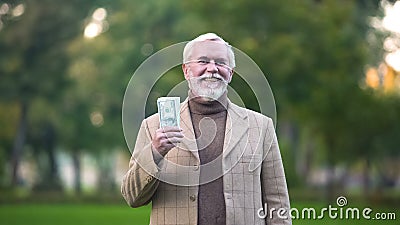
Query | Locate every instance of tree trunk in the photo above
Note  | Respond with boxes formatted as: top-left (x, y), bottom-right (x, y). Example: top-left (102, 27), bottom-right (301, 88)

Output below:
top-left (97, 151), bottom-right (116, 193)
top-left (47, 146), bottom-right (60, 187)
top-left (44, 123), bottom-right (61, 189)
top-left (325, 136), bottom-right (336, 203)
top-left (11, 101), bottom-right (28, 186)
top-left (72, 150), bottom-right (82, 194)
top-left (362, 157), bottom-right (371, 197)
top-left (302, 140), bottom-right (313, 179)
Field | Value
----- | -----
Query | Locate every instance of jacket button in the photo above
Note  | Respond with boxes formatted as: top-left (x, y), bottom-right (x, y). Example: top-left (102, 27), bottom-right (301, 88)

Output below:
top-left (193, 164), bottom-right (199, 171)
top-left (189, 195), bottom-right (196, 201)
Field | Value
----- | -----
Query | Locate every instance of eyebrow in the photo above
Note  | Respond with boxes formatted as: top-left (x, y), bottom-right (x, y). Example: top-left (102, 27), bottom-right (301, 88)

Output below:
top-left (197, 56), bottom-right (209, 60)
top-left (197, 56), bottom-right (227, 62)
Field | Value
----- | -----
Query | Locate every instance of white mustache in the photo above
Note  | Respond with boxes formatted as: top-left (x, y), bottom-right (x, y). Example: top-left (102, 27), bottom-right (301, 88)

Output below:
top-left (196, 73), bottom-right (228, 84)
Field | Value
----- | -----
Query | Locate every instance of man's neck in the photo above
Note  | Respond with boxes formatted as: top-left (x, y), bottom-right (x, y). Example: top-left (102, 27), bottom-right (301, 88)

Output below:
top-left (188, 90), bottom-right (228, 115)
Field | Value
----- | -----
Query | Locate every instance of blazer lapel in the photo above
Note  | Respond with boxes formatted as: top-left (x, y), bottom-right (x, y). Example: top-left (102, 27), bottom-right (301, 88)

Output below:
top-left (178, 99), bottom-right (199, 161)
top-left (223, 100), bottom-right (249, 159)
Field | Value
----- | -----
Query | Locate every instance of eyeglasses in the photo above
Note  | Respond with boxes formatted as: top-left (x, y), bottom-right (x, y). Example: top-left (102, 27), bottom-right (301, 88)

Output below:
top-left (186, 58), bottom-right (232, 70)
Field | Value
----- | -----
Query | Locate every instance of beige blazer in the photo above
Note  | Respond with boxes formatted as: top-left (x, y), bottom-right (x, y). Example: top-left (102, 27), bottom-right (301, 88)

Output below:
top-left (121, 98), bottom-right (292, 225)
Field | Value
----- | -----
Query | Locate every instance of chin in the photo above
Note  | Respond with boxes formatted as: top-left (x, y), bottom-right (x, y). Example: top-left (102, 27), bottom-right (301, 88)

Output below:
top-left (193, 88), bottom-right (226, 101)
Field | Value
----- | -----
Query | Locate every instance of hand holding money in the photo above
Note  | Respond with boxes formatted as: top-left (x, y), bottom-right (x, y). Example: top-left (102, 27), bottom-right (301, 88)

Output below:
top-left (152, 126), bottom-right (183, 156)
top-left (152, 97), bottom-right (182, 157)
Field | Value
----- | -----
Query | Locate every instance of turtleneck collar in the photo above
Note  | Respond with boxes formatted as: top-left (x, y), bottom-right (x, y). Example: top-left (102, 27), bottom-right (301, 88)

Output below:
top-left (188, 90), bottom-right (228, 115)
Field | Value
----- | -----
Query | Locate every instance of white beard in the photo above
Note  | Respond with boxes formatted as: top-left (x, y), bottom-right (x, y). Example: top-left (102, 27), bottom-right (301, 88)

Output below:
top-left (188, 73), bottom-right (228, 101)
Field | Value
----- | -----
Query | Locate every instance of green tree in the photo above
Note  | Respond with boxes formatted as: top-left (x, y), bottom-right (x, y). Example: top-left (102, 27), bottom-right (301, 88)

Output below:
top-left (0, 0), bottom-right (96, 187)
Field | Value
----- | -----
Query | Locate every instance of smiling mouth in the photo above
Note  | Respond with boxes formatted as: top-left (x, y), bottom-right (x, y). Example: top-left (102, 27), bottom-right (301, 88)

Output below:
top-left (202, 77), bottom-right (222, 82)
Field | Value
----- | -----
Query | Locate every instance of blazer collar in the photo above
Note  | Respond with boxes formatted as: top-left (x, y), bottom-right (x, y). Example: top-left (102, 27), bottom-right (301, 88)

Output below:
top-left (179, 98), bottom-right (199, 161)
top-left (223, 99), bottom-right (249, 158)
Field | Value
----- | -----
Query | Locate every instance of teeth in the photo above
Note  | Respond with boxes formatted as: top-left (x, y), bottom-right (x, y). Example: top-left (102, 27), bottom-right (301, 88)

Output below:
top-left (204, 78), bottom-right (219, 81)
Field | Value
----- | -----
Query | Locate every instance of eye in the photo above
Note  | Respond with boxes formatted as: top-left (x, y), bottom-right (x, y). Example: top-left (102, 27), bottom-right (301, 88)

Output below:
top-left (197, 60), bottom-right (208, 65)
top-left (215, 60), bottom-right (227, 67)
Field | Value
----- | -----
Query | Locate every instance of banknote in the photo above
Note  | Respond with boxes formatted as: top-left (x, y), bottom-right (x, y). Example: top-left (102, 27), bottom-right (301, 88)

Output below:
top-left (157, 97), bottom-right (180, 128)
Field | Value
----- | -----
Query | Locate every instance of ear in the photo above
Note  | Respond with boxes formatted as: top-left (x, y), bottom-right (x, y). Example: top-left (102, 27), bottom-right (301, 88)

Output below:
top-left (227, 69), bottom-right (234, 83)
top-left (182, 64), bottom-right (190, 80)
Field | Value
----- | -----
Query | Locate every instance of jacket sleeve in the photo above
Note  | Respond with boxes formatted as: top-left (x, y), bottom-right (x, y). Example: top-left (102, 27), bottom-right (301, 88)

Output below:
top-left (261, 117), bottom-right (292, 224)
top-left (121, 119), bottom-right (162, 208)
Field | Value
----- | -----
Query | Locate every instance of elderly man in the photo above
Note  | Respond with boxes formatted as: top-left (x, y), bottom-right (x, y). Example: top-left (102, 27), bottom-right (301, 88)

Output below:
top-left (121, 33), bottom-right (292, 225)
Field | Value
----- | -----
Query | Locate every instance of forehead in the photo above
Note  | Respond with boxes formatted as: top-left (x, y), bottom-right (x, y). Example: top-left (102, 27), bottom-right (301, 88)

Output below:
top-left (190, 41), bottom-right (229, 60)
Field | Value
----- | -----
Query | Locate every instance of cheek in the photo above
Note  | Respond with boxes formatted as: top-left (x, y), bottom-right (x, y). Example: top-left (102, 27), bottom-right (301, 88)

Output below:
top-left (220, 69), bottom-right (232, 81)
top-left (189, 67), bottom-right (205, 77)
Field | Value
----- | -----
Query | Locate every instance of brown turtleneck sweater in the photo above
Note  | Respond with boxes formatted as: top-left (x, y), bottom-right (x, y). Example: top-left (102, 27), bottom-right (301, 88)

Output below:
top-left (188, 92), bottom-right (227, 225)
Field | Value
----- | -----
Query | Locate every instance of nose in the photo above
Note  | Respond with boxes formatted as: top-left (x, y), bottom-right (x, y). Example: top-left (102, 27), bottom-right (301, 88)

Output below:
top-left (206, 61), bottom-right (218, 73)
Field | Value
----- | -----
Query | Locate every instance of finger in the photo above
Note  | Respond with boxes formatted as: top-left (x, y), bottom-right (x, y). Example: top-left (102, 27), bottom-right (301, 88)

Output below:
top-left (163, 132), bottom-right (184, 138)
top-left (159, 126), bottom-right (183, 133)
top-left (165, 137), bottom-right (183, 144)
top-left (155, 130), bottom-right (183, 139)
top-left (159, 141), bottom-right (176, 151)
top-left (160, 137), bottom-right (182, 145)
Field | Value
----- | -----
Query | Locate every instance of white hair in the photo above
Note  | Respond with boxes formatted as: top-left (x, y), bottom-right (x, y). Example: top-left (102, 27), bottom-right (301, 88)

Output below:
top-left (183, 33), bottom-right (236, 68)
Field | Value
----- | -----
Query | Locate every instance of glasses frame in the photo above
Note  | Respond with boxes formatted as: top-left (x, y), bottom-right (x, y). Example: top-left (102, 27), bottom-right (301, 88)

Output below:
top-left (185, 58), bottom-right (233, 71)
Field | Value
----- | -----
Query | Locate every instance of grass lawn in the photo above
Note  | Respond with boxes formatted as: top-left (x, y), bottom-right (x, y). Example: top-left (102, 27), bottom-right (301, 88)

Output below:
top-left (0, 202), bottom-right (397, 225)
top-left (0, 203), bottom-right (151, 225)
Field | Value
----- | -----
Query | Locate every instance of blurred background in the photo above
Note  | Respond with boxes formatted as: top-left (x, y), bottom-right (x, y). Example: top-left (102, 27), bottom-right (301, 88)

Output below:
top-left (0, 0), bottom-right (399, 224)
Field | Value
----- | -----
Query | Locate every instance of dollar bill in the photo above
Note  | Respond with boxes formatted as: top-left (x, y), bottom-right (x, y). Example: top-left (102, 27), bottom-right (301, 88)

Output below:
top-left (157, 97), bottom-right (180, 128)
